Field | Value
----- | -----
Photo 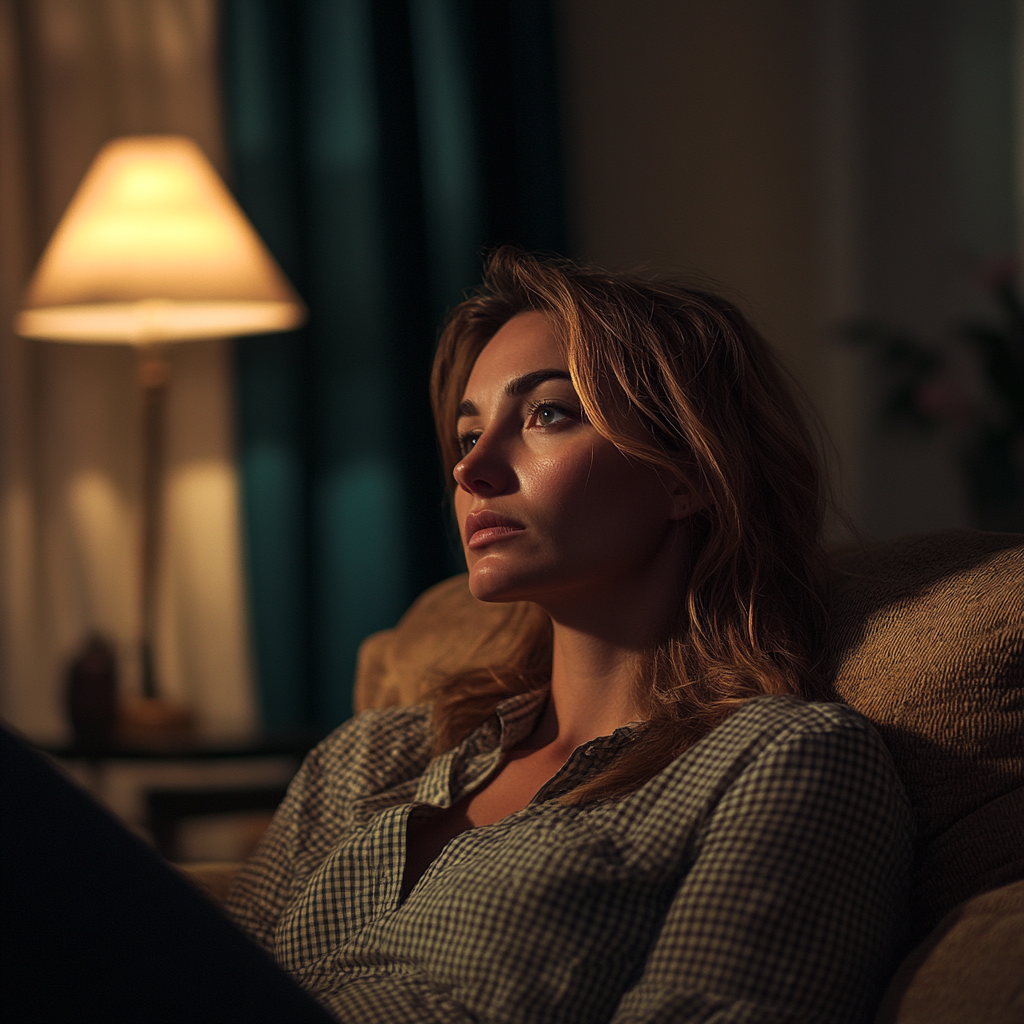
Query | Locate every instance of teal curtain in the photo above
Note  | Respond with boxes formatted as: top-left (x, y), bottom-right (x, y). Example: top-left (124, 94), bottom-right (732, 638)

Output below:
top-left (221, 0), bottom-right (566, 732)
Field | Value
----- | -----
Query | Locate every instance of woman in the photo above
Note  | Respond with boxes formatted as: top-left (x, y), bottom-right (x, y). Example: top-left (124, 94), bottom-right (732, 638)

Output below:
top-left (227, 249), bottom-right (912, 1024)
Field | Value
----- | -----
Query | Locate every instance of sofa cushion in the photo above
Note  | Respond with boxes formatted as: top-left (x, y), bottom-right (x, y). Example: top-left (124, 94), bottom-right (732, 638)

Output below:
top-left (822, 530), bottom-right (1024, 934)
top-left (874, 880), bottom-right (1024, 1024)
top-left (355, 575), bottom-right (533, 711)
top-left (355, 529), bottom-right (1024, 936)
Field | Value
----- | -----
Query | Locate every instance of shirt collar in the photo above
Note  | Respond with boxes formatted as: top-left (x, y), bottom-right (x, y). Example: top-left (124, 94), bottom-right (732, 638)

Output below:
top-left (493, 689), bottom-right (550, 750)
top-left (418, 688), bottom-right (647, 807)
top-left (490, 688), bottom-right (647, 753)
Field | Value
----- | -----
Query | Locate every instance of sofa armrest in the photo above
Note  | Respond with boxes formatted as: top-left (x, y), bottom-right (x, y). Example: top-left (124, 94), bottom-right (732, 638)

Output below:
top-left (175, 861), bottom-right (243, 907)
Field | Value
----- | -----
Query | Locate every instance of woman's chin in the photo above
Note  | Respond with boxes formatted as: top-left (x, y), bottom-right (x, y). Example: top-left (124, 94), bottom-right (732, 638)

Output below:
top-left (467, 568), bottom-right (516, 603)
top-left (467, 561), bottom-right (536, 604)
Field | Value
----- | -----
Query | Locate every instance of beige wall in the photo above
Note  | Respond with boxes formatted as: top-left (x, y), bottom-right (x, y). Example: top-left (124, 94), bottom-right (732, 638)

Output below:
top-left (558, 0), bottom-right (822, 396)
top-left (557, 1), bottom-right (1021, 538)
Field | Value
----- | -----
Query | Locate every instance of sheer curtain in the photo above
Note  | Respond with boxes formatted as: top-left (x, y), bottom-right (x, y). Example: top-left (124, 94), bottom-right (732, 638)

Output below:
top-left (0, 0), bottom-right (256, 741)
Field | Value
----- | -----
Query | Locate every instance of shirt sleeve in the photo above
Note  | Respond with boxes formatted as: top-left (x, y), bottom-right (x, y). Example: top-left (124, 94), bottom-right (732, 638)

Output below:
top-left (609, 711), bottom-right (914, 1024)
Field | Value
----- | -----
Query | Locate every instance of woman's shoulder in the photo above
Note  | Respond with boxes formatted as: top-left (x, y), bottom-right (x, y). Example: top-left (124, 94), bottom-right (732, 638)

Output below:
top-left (298, 703), bottom-right (437, 792)
top-left (656, 694), bottom-right (906, 806)
top-left (721, 694), bottom-right (897, 763)
top-left (317, 701), bottom-right (435, 747)
top-left (711, 696), bottom-right (907, 805)
top-left (731, 693), bottom-right (879, 737)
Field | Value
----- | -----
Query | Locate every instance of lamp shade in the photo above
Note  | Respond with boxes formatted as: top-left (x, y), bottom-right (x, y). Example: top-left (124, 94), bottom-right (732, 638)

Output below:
top-left (16, 136), bottom-right (305, 343)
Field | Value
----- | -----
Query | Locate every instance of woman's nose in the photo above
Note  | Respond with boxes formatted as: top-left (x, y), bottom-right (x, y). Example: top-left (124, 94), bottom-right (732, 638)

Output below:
top-left (453, 436), bottom-right (512, 496)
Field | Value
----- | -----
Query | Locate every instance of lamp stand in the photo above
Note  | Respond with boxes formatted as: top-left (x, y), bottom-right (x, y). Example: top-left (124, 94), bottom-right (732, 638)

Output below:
top-left (118, 346), bottom-right (195, 745)
top-left (139, 347), bottom-right (169, 700)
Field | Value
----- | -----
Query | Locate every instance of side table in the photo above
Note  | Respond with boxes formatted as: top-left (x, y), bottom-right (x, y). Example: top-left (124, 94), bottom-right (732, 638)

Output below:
top-left (40, 734), bottom-right (322, 861)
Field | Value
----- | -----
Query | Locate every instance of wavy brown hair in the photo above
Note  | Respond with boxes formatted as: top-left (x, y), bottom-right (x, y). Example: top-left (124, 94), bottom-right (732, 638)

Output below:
top-left (428, 248), bottom-right (832, 803)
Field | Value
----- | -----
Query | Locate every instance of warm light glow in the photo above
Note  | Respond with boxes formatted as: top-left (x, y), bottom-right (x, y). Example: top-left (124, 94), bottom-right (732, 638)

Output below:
top-left (16, 136), bottom-right (305, 343)
top-left (17, 300), bottom-right (304, 344)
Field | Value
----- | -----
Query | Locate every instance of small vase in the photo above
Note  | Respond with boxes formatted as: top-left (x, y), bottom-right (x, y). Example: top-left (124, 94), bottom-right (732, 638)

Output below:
top-left (66, 635), bottom-right (118, 747)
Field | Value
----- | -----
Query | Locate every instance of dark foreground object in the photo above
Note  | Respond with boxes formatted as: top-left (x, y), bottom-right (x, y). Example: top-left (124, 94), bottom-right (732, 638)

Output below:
top-left (0, 724), bottom-right (332, 1024)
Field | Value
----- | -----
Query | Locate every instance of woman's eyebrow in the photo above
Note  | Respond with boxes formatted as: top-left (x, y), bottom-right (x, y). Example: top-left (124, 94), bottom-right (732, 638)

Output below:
top-left (504, 369), bottom-right (572, 398)
top-left (457, 369), bottom-right (574, 421)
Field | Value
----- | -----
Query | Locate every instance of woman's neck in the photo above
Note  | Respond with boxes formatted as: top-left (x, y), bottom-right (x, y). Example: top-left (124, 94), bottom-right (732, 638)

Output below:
top-left (520, 520), bottom-right (693, 757)
top-left (525, 594), bottom-right (673, 755)
top-left (534, 630), bottom-right (641, 753)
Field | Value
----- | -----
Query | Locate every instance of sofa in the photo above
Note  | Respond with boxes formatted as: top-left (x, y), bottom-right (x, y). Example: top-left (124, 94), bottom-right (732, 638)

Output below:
top-left (185, 528), bottom-right (1024, 1023)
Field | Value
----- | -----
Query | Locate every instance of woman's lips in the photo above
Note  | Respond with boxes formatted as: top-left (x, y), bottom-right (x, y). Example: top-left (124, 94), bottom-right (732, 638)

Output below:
top-left (465, 510), bottom-right (526, 550)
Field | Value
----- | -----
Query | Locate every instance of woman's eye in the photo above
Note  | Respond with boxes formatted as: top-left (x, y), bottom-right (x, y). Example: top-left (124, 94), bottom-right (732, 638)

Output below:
top-left (458, 432), bottom-right (480, 456)
top-left (533, 404), bottom-right (568, 427)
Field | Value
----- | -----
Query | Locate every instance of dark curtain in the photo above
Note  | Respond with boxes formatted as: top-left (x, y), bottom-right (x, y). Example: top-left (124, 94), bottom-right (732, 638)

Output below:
top-left (220, 0), bottom-right (567, 732)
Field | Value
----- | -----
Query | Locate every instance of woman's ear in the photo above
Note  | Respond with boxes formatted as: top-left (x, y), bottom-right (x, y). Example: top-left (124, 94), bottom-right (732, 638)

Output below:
top-left (666, 468), bottom-right (711, 521)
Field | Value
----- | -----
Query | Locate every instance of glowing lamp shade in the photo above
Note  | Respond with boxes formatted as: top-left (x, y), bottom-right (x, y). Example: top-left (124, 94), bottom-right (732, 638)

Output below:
top-left (16, 136), bottom-right (305, 343)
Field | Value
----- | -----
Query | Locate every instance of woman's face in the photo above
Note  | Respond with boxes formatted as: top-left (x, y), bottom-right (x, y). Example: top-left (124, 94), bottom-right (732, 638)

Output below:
top-left (454, 312), bottom-right (695, 611)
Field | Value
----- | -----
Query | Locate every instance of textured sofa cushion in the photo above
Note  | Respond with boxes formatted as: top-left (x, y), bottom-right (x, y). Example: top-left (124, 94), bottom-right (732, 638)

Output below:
top-left (355, 529), bottom-right (1024, 935)
top-left (355, 575), bottom-right (531, 711)
top-left (874, 880), bottom-right (1024, 1024)
top-left (822, 530), bottom-right (1024, 934)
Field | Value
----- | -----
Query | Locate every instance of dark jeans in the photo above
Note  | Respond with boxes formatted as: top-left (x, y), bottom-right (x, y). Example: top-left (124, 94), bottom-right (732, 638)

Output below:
top-left (0, 724), bottom-right (332, 1023)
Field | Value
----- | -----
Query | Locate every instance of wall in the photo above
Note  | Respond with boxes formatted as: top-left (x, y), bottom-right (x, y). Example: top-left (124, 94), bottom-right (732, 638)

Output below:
top-left (558, 0), bottom-right (1020, 539)
top-left (559, 0), bottom-right (821, 388)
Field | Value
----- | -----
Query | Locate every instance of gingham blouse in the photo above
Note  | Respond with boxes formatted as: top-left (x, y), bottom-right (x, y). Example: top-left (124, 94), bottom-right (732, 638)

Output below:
top-left (226, 692), bottom-right (913, 1023)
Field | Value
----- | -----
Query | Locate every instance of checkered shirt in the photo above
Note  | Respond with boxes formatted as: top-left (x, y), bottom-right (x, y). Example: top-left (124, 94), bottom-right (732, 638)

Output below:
top-left (226, 693), bottom-right (913, 1023)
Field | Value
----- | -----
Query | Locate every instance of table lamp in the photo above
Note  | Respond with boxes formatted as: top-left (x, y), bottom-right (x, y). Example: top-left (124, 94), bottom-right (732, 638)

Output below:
top-left (15, 135), bottom-right (306, 742)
